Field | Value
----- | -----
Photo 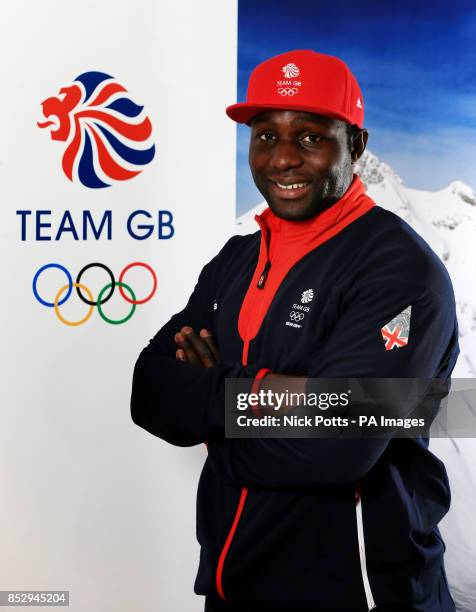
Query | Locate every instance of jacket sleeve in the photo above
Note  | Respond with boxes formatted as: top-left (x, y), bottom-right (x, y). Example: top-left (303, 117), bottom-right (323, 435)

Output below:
top-left (207, 274), bottom-right (459, 488)
top-left (130, 237), bottom-right (264, 447)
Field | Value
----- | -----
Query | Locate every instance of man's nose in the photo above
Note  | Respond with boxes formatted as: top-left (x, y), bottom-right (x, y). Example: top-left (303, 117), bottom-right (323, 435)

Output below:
top-left (270, 141), bottom-right (304, 171)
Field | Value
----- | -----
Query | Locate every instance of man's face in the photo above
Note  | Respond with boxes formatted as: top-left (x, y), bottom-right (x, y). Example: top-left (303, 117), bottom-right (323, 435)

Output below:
top-left (249, 110), bottom-right (355, 221)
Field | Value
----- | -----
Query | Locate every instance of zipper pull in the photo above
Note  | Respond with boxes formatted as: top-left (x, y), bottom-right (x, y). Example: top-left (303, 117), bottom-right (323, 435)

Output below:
top-left (257, 261), bottom-right (271, 289)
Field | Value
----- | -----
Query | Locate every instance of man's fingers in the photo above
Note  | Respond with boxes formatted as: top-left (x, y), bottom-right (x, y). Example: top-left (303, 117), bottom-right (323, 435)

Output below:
top-left (174, 332), bottom-right (201, 366)
top-left (174, 326), bottom-right (219, 368)
top-left (200, 329), bottom-right (220, 361)
top-left (181, 326), bottom-right (216, 368)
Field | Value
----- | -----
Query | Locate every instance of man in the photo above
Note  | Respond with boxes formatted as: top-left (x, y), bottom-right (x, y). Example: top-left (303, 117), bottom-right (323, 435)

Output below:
top-left (131, 50), bottom-right (459, 611)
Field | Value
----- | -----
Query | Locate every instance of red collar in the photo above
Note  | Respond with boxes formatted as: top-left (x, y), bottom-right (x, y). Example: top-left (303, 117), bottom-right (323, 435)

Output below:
top-left (254, 174), bottom-right (371, 254)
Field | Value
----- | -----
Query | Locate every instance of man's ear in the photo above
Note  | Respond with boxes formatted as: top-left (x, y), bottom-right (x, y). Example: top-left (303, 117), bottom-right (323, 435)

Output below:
top-left (351, 129), bottom-right (368, 163)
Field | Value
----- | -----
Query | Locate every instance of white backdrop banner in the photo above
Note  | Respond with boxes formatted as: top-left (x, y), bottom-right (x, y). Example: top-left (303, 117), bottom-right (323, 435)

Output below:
top-left (1, 1), bottom-right (237, 611)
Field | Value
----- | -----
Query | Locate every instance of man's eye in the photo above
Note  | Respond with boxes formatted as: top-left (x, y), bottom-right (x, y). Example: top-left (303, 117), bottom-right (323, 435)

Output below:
top-left (259, 132), bottom-right (275, 141)
top-left (302, 134), bottom-right (321, 143)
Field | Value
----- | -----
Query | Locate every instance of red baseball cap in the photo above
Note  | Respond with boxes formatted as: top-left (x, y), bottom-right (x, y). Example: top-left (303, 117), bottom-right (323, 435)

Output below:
top-left (226, 49), bottom-right (364, 128)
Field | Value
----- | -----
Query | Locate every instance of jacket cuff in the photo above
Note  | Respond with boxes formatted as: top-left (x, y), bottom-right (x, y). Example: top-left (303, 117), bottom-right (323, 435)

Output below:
top-left (250, 367), bottom-right (273, 416)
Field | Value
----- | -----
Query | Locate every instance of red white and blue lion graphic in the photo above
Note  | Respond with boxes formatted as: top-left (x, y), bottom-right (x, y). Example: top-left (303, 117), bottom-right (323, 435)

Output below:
top-left (37, 71), bottom-right (155, 188)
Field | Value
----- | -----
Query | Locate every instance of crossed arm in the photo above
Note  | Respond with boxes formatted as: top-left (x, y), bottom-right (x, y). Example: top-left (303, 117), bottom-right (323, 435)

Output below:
top-left (131, 248), bottom-right (458, 488)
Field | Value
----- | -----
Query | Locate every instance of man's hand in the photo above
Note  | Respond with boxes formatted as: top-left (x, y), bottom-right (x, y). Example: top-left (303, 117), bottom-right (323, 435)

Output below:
top-left (258, 373), bottom-right (308, 415)
top-left (175, 326), bottom-right (219, 368)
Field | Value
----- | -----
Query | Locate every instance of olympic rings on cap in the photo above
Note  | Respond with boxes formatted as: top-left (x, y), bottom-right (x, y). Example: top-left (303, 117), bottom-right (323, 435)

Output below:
top-left (32, 262), bottom-right (157, 326)
top-left (278, 87), bottom-right (299, 96)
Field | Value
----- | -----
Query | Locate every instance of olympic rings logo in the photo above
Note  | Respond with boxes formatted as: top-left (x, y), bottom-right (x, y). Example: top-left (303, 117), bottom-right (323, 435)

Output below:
top-left (32, 262), bottom-right (157, 326)
top-left (278, 87), bottom-right (299, 96)
top-left (289, 311), bottom-right (305, 322)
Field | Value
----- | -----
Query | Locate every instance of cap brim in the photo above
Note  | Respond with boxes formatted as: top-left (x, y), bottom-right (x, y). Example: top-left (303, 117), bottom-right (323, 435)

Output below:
top-left (226, 102), bottom-right (358, 127)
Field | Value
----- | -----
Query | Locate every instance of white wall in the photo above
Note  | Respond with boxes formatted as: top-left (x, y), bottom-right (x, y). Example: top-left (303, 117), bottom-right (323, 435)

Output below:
top-left (0, 1), bottom-right (238, 610)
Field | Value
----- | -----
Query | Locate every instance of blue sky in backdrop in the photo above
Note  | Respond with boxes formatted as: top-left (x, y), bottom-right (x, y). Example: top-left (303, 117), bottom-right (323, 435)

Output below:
top-left (235, 0), bottom-right (476, 216)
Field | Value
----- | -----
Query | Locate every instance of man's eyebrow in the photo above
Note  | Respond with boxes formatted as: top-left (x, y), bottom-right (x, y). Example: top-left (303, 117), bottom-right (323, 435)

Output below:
top-left (251, 115), bottom-right (275, 126)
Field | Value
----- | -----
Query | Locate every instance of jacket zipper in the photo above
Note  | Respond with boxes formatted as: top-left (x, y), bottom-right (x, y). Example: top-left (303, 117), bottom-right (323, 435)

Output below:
top-left (240, 222), bottom-right (273, 337)
top-left (215, 223), bottom-right (273, 600)
top-left (256, 222), bottom-right (272, 291)
top-left (257, 260), bottom-right (271, 289)
top-left (215, 340), bottom-right (252, 601)
top-left (355, 483), bottom-right (377, 610)
top-left (216, 222), bottom-right (277, 600)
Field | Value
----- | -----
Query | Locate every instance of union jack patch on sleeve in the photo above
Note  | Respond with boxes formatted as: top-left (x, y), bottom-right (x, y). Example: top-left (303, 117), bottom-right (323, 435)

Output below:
top-left (381, 305), bottom-right (411, 350)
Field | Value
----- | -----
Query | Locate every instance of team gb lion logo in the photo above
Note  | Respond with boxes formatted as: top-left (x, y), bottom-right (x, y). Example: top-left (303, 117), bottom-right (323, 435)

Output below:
top-left (37, 71), bottom-right (155, 188)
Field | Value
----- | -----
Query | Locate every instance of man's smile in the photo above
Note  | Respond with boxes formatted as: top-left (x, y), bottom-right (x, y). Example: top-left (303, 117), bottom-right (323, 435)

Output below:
top-left (269, 180), bottom-right (312, 199)
top-left (275, 181), bottom-right (310, 189)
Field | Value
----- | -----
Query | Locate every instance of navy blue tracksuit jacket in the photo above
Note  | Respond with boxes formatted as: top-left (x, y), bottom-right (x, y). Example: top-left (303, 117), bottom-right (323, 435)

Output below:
top-left (131, 175), bottom-right (460, 611)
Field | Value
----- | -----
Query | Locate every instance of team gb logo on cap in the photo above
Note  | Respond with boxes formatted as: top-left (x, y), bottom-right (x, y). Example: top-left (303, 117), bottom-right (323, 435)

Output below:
top-left (277, 63), bottom-right (302, 97)
top-left (37, 71), bottom-right (155, 188)
top-left (282, 63), bottom-right (300, 78)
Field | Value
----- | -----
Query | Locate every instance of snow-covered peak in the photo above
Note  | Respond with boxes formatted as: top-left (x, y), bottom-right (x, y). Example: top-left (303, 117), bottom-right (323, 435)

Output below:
top-left (354, 149), bottom-right (403, 187)
top-left (445, 180), bottom-right (476, 206)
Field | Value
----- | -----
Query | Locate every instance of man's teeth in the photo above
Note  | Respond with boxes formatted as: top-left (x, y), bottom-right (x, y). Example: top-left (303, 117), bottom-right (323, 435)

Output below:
top-left (276, 182), bottom-right (309, 190)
